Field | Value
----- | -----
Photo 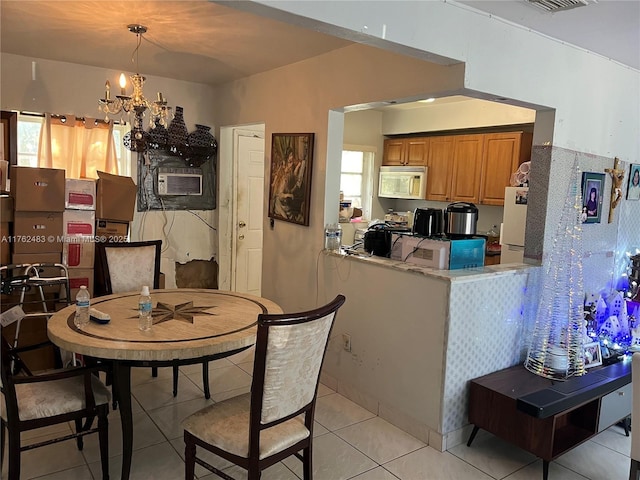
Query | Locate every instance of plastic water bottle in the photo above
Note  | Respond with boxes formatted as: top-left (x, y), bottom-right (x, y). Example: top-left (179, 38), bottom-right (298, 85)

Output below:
top-left (74, 286), bottom-right (90, 329)
top-left (324, 223), bottom-right (342, 252)
top-left (138, 286), bottom-right (153, 331)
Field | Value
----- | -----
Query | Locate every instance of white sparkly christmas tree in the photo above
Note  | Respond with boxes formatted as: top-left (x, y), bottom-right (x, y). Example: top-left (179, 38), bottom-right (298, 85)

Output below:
top-left (525, 158), bottom-right (586, 379)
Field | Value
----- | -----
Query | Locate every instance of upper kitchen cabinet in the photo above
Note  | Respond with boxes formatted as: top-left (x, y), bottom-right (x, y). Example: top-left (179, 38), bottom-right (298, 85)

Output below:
top-left (383, 137), bottom-right (429, 166)
top-left (425, 134), bottom-right (484, 203)
top-left (479, 132), bottom-right (533, 205)
top-left (449, 134), bottom-right (485, 203)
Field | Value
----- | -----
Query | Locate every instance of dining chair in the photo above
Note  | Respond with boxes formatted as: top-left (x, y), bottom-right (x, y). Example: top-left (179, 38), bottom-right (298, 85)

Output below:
top-left (95, 239), bottom-right (212, 399)
top-left (182, 294), bottom-right (346, 480)
top-left (630, 352), bottom-right (640, 480)
top-left (0, 335), bottom-right (111, 480)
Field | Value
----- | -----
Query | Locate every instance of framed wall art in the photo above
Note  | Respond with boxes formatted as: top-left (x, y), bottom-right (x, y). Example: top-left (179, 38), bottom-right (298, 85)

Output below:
top-left (268, 133), bottom-right (314, 226)
top-left (581, 172), bottom-right (605, 224)
top-left (627, 163), bottom-right (640, 201)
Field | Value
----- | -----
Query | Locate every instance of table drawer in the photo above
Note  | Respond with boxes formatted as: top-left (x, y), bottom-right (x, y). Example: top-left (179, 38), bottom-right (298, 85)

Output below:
top-left (598, 383), bottom-right (631, 432)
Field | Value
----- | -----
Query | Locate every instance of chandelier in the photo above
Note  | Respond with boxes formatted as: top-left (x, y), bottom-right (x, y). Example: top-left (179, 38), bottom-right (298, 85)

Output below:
top-left (98, 24), bottom-right (171, 152)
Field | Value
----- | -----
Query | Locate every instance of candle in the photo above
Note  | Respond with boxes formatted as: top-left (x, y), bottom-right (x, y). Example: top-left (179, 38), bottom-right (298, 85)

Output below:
top-left (119, 73), bottom-right (127, 95)
top-left (105, 80), bottom-right (111, 100)
top-left (157, 92), bottom-right (164, 103)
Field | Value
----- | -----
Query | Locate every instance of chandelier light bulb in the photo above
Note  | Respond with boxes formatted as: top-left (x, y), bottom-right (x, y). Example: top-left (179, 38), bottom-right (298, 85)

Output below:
top-left (119, 73), bottom-right (127, 95)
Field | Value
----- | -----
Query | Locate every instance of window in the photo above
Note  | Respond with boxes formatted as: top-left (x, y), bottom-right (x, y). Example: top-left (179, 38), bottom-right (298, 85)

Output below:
top-left (341, 147), bottom-right (374, 220)
top-left (17, 113), bottom-right (131, 176)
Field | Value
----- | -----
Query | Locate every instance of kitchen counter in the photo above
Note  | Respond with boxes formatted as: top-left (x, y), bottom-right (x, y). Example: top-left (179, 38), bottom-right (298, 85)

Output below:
top-left (319, 249), bottom-right (537, 451)
top-left (325, 249), bottom-right (532, 283)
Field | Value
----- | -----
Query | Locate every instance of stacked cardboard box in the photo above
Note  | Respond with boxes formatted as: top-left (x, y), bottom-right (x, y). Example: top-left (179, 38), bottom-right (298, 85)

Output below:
top-left (11, 166), bottom-right (65, 261)
top-left (95, 171), bottom-right (135, 240)
top-left (63, 178), bottom-right (97, 298)
top-left (1, 195), bottom-right (12, 265)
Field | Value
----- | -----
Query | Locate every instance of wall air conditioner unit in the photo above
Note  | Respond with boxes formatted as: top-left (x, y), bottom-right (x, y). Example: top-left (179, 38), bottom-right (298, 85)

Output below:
top-left (157, 167), bottom-right (203, 196)
top-left (525, 0), bottom-right (590, 13)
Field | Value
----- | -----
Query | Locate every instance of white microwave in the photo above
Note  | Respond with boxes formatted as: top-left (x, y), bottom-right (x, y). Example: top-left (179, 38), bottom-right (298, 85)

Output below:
top-left (157, 167), bottom-right (203, 196)
top-left (378, 166), bottom-right (427, 199)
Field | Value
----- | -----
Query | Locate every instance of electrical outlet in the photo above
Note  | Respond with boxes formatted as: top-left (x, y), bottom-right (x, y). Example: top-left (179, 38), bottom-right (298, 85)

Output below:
top-left (342, 333), bottom-right (351, 352)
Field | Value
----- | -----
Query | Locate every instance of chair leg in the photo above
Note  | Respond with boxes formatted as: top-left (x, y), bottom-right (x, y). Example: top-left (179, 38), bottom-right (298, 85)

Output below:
top-left (152, 366), bottom-right (158, 377)
top-left (98, 412), bottom-right (110, 480)
top-left (75, 418), bottom-right (84, 450)
top-left (302, 444), bottom-right (312, 480)
top-left (173, 364), bottom-right (179, 397)
top-left (631, 458), bottom-right (640, 480)
top-left (202, 361), bottom-right (210, 399)
top-left (184, 434), bottom-right (196, 480)
top-left (0, 420), bottom-right (5, 470)
top-left (7, 425), bottom-right (20, 480)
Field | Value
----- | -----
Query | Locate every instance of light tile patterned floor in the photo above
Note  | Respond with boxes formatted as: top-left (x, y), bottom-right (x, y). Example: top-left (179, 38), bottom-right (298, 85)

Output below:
top-left (2, 354), bottom-right (632, 480)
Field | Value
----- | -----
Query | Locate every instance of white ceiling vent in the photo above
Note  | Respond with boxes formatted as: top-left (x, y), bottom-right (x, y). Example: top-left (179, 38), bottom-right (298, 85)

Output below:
top-left (526, 0), bottom-right (591, 13)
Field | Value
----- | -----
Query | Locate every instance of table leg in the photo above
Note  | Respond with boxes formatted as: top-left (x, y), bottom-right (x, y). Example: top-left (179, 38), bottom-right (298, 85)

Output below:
top-left (466, 425), bottom-right (480, 447)
top-left (542, 460), bottom-right (549, 480)
top-left (114, 362), bottom-right (133, 480)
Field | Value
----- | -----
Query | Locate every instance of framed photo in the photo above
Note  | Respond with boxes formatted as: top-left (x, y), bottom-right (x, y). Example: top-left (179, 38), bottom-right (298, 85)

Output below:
top-left (583, 341), bottom-right (602, 368)
top-left (627, 163), bottom-right (640, 201)
top-left (581, 172), bottom-right (605, 224)
top-left (268, 133), bottom-right (314, 226)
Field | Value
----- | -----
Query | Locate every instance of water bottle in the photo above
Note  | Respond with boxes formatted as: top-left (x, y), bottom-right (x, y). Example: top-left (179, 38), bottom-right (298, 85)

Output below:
top-left (138, 286), bottom-right (153, 331)
top-left (74, 286), bottom-right (90, 329)
top-left (324, 223), bottom-right (342, 252)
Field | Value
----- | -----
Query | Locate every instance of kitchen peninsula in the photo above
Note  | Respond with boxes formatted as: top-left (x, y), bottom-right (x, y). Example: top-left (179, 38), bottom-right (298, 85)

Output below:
top-left (318, 250), bottom-right (536, 451)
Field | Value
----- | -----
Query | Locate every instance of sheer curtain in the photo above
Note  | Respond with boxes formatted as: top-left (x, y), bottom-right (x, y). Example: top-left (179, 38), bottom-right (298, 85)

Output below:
top-left (37, 113), bottom-right (119, 178)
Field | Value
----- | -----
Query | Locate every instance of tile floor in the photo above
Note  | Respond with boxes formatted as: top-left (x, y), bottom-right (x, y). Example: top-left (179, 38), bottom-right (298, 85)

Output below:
top-left (2, 350), bottom-right (633, 480)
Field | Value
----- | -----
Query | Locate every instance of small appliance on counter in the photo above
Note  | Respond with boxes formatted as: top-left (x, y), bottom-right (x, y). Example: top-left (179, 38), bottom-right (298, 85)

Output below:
top-left (395, 234), bottom-right (486, 270)
top-left (444, 202), bottom-right (478, 238)
top-left (363, 222), bottom-right (412, 257)
top-left (413, 208), bottom-right (444, 237)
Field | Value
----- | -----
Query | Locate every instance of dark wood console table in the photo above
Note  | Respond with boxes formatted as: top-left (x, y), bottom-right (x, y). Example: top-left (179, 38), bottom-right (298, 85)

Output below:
top-left (467, 362), bottom-right (631, 480)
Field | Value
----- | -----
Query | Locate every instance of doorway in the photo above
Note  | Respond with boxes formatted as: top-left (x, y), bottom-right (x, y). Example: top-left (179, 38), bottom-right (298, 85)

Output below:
top-left (218, 124), bottom-right (265, 294)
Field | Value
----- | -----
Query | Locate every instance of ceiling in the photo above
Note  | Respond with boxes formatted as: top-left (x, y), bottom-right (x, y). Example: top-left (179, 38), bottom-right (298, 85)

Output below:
top-left (0, 0), bottom-right (637, 88)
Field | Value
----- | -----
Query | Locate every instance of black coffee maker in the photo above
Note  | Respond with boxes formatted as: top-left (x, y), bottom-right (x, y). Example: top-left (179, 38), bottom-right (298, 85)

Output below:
top-left (412, 208), bottom-right (444, 237)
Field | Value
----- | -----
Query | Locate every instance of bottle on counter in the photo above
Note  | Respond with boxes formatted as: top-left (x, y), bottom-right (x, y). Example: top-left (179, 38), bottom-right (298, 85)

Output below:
top-left (138, 286), bottom-right (153, 331)
top-left (74, 285), bottom-right (90, 329)
top-left (324, 223), bottom-right (342, 252)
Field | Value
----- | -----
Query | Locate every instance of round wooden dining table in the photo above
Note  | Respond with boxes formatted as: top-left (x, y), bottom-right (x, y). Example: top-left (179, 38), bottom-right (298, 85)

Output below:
top-left (47, 288), bottom-right (282, 480)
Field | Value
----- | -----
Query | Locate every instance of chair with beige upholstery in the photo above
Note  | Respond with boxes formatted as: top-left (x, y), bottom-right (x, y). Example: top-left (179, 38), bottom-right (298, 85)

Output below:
top-left (630, 352), bottom-right (640, 479)
top-left (182, 294), bottom-right (346, 480)
top-left (95, 239), bottom-right (212, 398)
top-left (0, 336), bottom-right (111, 480)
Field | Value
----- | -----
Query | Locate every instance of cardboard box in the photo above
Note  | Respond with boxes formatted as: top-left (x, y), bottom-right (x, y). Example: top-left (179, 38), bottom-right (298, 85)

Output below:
top-left (401, 236), bottom-right (450, 270)
top-left (63, 210), bottom-right (95, 237)
top-left (65, 178), bottom-right (96, 210)
top-left (12, 166), bottom-right (65, 212)
top-left (96, 171), bottom-right (136, 222)
top-left (95, 219), bottom-right (129, 241)
top-left (13, 212), bottom-right (63, 254)
top-left (68, 268), bottom-right (94, 299)
top-left (1, 222), bottom-right (10, 265)
top-left (1, 195), bottom-right (13, 222)
top-left (449, 238), bottom-right (485, 270)
top-left (62, 237), bottom-right (95, 269)
top-left (0, 160), bottom-right (8, 193)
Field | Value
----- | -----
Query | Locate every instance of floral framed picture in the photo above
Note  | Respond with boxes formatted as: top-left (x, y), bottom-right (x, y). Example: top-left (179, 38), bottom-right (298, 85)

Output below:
top-left (268, 133), bottom-right (314, 226)
top-left (627, 163), bottom-right (640, 201)
top-left (581, 172), bottom-right (605, 224)
top-left (583, 341), bottom-right (602, 368)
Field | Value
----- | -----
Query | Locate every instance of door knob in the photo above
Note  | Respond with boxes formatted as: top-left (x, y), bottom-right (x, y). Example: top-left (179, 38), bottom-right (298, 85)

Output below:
top-left (238, 221), bottom-right (246, 228)
top-left (238, 234), bottom-right (245, 240)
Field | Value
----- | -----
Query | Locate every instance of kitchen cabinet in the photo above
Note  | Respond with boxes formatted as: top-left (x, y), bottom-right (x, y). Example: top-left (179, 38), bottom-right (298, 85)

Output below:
top-left (383, 137), bottom-right (429, 166)
top-left (479, 132), bottom-right (533, 205)
top-left (425, 134), bottom-right (484, 203)
top-left (425, 131), bottom-right (531, 205)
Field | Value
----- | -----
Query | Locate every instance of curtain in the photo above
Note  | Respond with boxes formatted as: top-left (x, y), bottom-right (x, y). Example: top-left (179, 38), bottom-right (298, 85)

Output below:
top-left (38, 113), bottom-right (119, 178)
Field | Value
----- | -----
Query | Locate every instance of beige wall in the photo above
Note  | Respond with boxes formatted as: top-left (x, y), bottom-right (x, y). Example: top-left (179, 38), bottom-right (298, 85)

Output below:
top-left (214, 43), bottom-right (465, 312)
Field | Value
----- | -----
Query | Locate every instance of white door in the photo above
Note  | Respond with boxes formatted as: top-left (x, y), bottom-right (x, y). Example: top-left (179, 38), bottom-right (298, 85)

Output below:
top-left (232, 132), bottom-right (264, 295)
